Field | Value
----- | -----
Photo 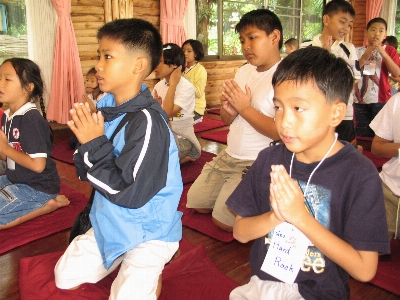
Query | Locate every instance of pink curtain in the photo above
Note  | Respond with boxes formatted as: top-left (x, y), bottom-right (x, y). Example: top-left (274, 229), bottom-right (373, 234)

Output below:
top-left (364, 0), bottom-right (384, 45)
top-left (160, 0), bottom-right (188, 46)
top-left (46, 0), bottom-right (84, 124)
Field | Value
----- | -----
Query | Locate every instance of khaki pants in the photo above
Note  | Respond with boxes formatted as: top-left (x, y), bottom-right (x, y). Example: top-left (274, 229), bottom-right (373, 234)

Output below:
top-left (382, 182), bottom-right (400, 240)
top-left (186, 150), bottom-right (253, 226)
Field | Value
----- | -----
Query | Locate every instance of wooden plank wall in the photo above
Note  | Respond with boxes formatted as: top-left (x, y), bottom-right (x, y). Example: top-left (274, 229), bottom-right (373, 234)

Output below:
top-left (352, 0), bottom-right (366, 47)
top-left (71, 0), bottom-right (160, 90)
top-left (70, 0), bottom-right (370, 107)
top-left (70, 1), bottom-right (251, 107)
top-left (202, 60), bottom-right (246, 107)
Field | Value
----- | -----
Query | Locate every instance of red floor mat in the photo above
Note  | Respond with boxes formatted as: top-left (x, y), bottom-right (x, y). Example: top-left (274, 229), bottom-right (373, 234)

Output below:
top-left (200, 129), bottom-right (229, 144)
top-left (194, 117), bottom-right (227, 133)
top-left (178, 184), bottom-right (234, 242)
top-left (19, 238), bottom-right (238, 300)
top-left (0, 184), bottom-right (88, 255)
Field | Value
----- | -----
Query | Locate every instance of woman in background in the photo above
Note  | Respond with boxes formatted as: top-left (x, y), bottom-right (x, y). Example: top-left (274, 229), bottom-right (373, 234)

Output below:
top-left (182, 39), bottom-right (207, 124)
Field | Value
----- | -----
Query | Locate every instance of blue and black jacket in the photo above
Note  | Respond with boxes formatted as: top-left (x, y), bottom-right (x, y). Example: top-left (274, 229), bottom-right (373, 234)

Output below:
top-left (74, 86), bottom-right (183, 269)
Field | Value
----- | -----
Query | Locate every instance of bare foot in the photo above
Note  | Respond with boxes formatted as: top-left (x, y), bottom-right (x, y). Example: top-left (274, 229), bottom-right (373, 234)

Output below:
top-left (0, 195), bottom-right (70, 230)
top-left (180, 156), bottom-right (196, 164)
top-left (43, 195), bottom-right (70, 213)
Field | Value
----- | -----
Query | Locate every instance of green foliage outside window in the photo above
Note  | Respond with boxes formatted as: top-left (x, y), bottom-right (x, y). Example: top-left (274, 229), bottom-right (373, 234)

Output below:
top-left (396, 0), bottom-right (400, 48)
top-left (0, 1), bottom-right (28, 63)
top-left (196, 0), bottom-right (324, 58)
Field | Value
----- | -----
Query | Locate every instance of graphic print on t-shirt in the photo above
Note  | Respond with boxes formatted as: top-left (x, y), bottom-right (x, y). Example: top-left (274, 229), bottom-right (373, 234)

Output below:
top-left (264, 180), bottom-right (331, 275)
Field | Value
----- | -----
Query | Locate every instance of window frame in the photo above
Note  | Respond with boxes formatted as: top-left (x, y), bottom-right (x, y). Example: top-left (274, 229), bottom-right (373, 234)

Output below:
top-left (200, 0), bottom-right (324, 61)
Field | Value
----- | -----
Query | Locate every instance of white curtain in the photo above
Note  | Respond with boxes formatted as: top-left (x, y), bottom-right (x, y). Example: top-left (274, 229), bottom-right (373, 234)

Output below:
top-left (379, 0), bottom-right (397, 36)
top-left (26, 0), bottom-right (57, 108)
top-left (184, 0), bottom-right (196, 40)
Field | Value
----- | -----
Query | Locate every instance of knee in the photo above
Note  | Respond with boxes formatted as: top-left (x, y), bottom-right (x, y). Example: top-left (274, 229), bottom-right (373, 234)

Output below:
top-left (193, 207), bottom-right (213, 214)
top-left (212, 216), bottom-right (233, 232)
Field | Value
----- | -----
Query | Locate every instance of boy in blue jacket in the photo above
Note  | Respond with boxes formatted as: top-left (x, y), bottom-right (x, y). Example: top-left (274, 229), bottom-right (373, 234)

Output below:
top-left (54, 19), bottom-right (182, 300)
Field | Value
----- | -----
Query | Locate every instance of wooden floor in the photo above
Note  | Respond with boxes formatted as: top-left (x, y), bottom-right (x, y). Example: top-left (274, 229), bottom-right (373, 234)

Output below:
top-left (0, 111), bottom-right (399, 300)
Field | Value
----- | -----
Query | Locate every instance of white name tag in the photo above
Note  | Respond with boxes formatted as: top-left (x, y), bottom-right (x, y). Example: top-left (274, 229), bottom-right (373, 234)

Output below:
top-left (7, 157), bottom-right (15, 170)
top-left (363, 60), bottom-right (376, 75)
top-left (6, 143), bottom-right (15, 170)
top-left (261, 222), bottom-right (310, 284)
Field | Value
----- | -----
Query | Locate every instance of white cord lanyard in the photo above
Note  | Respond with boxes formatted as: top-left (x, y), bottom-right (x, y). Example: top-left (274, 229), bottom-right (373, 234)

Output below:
top-left (289, 133), bottom-right (338, 196)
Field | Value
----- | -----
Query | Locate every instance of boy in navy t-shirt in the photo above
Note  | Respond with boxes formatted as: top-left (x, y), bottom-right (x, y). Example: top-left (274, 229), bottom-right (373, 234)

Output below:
top-left (227, 47), bottom-right (389, 299)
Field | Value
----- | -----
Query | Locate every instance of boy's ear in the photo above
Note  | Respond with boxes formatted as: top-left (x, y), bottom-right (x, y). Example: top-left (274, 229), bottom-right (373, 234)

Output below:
top-left (330, 101), bottom-right (346, 127)
top-left (270, 29), bottom-right (281, 46)
top-left (133, 56), bottom-right (148, 74)
top-left (322, 14), bottom-right (329, 27)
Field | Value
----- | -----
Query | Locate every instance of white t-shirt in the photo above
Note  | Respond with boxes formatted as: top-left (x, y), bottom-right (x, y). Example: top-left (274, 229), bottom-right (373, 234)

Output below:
top-left (301, 35), bottom-right (361, 120)
top-left (226, 62), bottom-right (279, 160)
top-left (369, 93), bottom-right (400, 196)
top-left (152, 77), bottom-right (195, 121)
top-left (88, 92), bottom-right (107, 106)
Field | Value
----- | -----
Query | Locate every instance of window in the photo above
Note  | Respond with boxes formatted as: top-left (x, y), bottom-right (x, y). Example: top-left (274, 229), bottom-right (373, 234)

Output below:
top-left (196, 0), bottom-right (324, 59)
top-left (0, 1), bottom-right (28, 64)
top-left (396, 0), bottom-right (400, 46)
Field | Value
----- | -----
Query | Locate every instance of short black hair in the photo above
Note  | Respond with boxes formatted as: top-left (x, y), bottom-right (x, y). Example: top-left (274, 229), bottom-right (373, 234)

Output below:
top-left (97, 18), bottom-right (162, 76)
top-left (383, 36), bottom-right (398, 49)
top-left (284, 38), bottom-right (299, 49)
top-left (323, 0), bottom-right (355, 18)
top-left (235, 9), bottom-right (283, 50)
top-left (272, 47), bottom-right (353, 105)
top-left (366, 17), bottom-right (387, 31)
top-left (87, 67), bottom-right (96, 76)
top-left (162, 43), bottom-right (185, 70)
top-left (182, 39), bottom-right (205, 61)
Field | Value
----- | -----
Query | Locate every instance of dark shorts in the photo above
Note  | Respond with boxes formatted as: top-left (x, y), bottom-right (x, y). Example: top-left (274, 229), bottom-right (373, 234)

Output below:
top-left (336, 119), bottom-right (355, 142)
top-left (354, 103), bottom-right (385, 137)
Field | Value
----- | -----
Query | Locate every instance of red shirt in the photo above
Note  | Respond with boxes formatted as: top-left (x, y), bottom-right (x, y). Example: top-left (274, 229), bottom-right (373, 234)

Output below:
top-left (379, 45), bottom-right (400, 102)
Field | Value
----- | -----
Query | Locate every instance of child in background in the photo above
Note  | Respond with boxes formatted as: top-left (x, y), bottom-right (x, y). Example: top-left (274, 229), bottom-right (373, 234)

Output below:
top-left (68, 67), bottom-right (107, 149)
top-left (186, 9), bottom-right (281, 232)
top-left (54, 19), bottom-right (182, 299)
top-left (182, 39), bottom-right (207, 124)
top-left (301, 0), bottom-right (361, 145)
top-left (227, 47), bottom-right (389, 300)
top-left (82, 67), bottom-right (106, 112)
top-left (370, 92), bottom-right (400, 240)
top-left (0, 103), bottom-right (4, 175)
top-left (354, 18), bottom-right (400, 137)
top-left (0, 58), bottom-right (69, 230)
top-left (153, 43), bottom-right (201, 164)
top-left (284, 38), bottom-right (298, 55)
top-left (383, 36), bottom-right (400, 96)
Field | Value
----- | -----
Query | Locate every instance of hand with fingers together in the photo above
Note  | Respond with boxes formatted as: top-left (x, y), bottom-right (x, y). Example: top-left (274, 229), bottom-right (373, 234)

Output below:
top-left (169, 65), bottom-right (183, 87)
top-left (269, 165), bottom-right (308, 226)
top-left (67, 102), bottom-right (104, 145)
top-left (153, 89), bottom-right (163, 105)
top-left (322, 35), bottom-right (333, 53)
top-left (220, 92), bottom-right (238, 117)
top-left (221, 79), bottom-right (252, 115)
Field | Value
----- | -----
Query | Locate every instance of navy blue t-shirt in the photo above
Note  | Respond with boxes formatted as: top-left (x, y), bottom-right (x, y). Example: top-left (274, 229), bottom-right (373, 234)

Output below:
top-left (227, 143), bottom-right (390, 300)
top-left (1, 104), bottom-right (60, 194)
